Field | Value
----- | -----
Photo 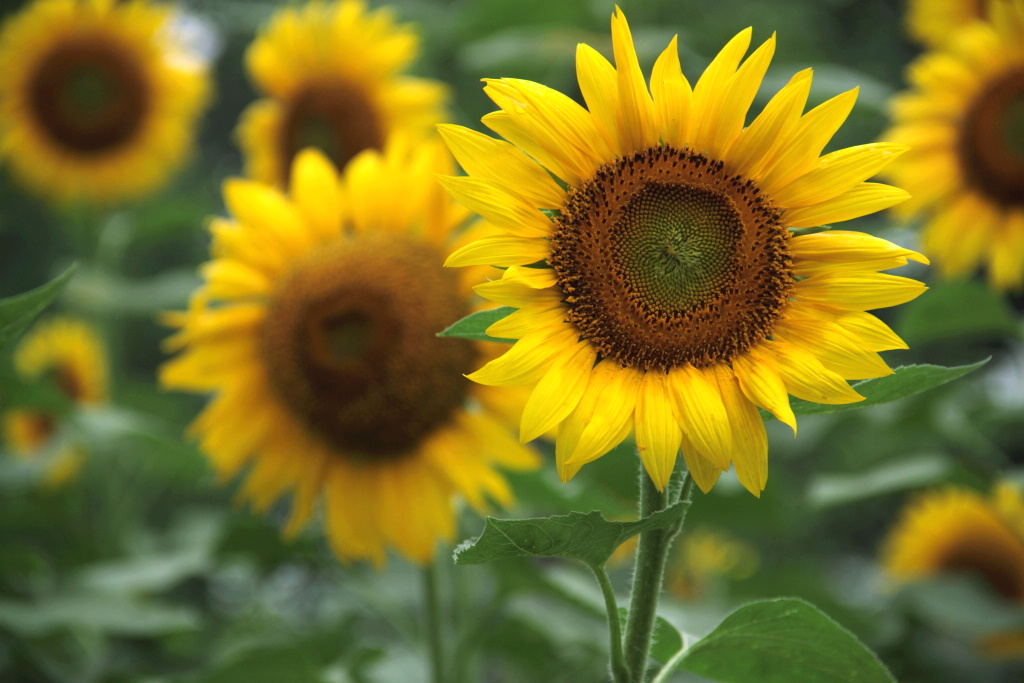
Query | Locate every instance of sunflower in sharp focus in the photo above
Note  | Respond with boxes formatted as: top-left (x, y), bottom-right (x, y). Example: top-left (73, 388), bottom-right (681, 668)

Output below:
top-left (441, 8), bottom-right (927, 496)
top-left (237, 0), bottom-right (447, 188)
top-left (0, 0), bottom-right (211, 205)
top-left (883, 484), bottom-right (1024, 602)
top-left (907, 0), bottom-right (989, 47)
top-left (160, 141), bottom-right (538, 566)
top-left (885, 0), bottom-right (1024, 291)
top-left (2, 316), bottom-right (108, 486)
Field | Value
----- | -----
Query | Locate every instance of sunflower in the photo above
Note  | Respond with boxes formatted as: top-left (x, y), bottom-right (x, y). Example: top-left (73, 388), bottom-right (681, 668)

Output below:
top-left (882, 484), bottom-right (1024, 602)
top-left (2, 316), bottom-right (108, 485)
top-left (884, 0), bottom-right (1024, 291)
top-left (441, 8), bottom-right (927, 496)
top-left (906, 0), bottom-right (988, 47)
top-left (666, 528), bottom-right (759, 599)
top-left (160, 141), bottom-right (538, 565)
top-left (0, 0), bottom-right (211, 205)
top-left (237, 0), bottom-right (447, 188)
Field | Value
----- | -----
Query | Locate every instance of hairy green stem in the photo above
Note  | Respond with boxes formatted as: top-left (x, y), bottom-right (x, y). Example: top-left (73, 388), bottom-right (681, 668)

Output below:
top-left (422, 562), bottom-right (445, 683)
top-left (623, 465), bottom-right (693, 682)
top-left (592, 564), bottom-right (630, 683)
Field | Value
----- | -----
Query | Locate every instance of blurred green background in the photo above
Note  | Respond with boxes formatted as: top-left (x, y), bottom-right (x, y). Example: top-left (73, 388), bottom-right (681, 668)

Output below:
top-left (1, 0), bottom-right (1023, 681)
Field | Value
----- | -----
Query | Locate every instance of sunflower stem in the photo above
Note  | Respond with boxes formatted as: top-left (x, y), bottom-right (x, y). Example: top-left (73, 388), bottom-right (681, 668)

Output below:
top-left (623, 464), bottom-right (692, 682)
top-left (422, 561), bottom-right (445, 683)
top-left (592, 563), bottom-right (630, 683)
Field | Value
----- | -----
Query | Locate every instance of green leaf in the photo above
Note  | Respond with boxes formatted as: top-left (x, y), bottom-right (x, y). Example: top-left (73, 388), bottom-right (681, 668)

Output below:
top-left (438, 306), bottom-right (516, 343)
top-left (617, 607), bottom-right (683, 664)
top-left (760, 360), bottom-right (988, 422)
top-left (899, 281), bottom-right (1021, 345)
top-left (0, 592), bottom-right (199, 637)
top-left (787, 225), bottom-right (832, 236)
top-left (454, 505), bottom-right (687, 568)
top-left (806, 454), bottom-right (951, 509)
top-left (677, 598), bottom-right (893, 683)
top-left (0, 264), bottom-right (76, 351)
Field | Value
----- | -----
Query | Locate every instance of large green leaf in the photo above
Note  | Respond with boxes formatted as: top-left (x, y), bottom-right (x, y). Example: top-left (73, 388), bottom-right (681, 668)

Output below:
top-left (761, 360), bottom-right (988, 422)
top-left (437, 306), bottom-right (516, 343)
top-left (454, 505), bottom-right (687, 568)
top-left (0, 264), bottom-right (76, 351)
top-left (673, 598), bottom-right (893, 683)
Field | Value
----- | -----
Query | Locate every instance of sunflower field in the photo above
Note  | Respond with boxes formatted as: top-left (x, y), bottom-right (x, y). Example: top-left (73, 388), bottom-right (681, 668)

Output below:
top-left (1, 0), bottom-right (1023, 681)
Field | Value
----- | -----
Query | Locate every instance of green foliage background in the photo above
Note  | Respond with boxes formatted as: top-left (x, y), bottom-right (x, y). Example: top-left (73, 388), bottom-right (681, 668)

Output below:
top-left (1, 0), bottom-right (1023, 681)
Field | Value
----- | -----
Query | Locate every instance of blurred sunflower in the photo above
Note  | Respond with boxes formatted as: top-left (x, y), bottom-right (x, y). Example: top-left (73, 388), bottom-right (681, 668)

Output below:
top-left (906, 0), bottom-right (988, 47)
top-left (0, 0), bottom-right (211, 205)
top-left (2, 316), bottom-right (108, 486)
top-left (442, 8), bottom-right (926, 495)
top-left (885, 0), bottom-right (1024, 291)
top-left (883, 484), bottom-right (1024, 602)
top-left (160, 141), bottom-right (538, 565)
top-left (237, 0), bottom-right (447, 188)
top-left (666, 528), bottom-right (759, 599)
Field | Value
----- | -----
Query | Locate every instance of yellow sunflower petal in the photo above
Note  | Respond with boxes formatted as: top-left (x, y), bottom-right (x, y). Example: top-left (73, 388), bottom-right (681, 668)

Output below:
top-left (437, 124), bottom-right (565, 209)
top-left (732, 351), bottom-right (797, 434)
top-left (728, 69), bottom-right (813, 178)
top-left (794, 271), bottom-right (927, 310)
top-left (772, 143), bottom-right (909, 208)
top-left (576, 42), bottom-right (622, 153)
top-left (669, 365), bottom-right (732, 470)
top-left (784, 183), bottom-right (911, 228)
top-left (467, 326), bottom-right (578, 386)
top-left (610, 7), bottom-right (657, 152)
top-left (445, 235), bottom-right (552, 268)
top-left (520, 339), bottom-right (597, 443)
top-left (691, 27), bottom-right (753, 150)
top-left (754, 341), bottom-right (864, 405)
top-left (635, 371), bottom-right (683, 492)
top-left (711, 365), bottom-right (768, 497)
top-left (679, 434), bottom-right (723, 494)
top-left (558, 360), bottom-right (643, 471)
top-left (650, 35), bottom-right (692, 147)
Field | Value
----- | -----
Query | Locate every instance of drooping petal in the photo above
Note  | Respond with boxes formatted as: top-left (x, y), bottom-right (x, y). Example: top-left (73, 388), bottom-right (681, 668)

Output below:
top-left (711, 365), bottom-right (768, 496)
top-left (635, 371), bottom-right (683, 492)
top-left (669, 365), bottom-right (732, 470)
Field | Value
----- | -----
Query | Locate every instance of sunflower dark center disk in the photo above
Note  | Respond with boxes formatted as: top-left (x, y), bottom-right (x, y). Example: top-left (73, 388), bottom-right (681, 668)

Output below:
top-left (279, 81), bottom-right (385, 185)
top-left (938, 537), bottom-right (1024, 601)
top-left (261, 233), bottom-right (476, 461)
top-left (959, 67), bottom-right (1024, 207)
top-left (29, 37), bottom-right (149, 154)
top-left (550, 146), bottom-right (793, 371)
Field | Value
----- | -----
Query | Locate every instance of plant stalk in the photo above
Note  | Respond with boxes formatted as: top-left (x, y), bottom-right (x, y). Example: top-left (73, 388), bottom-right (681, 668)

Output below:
top-left (423, 561), bottom-right (445, 683)
top-left (623, 464), bottom-right (693, 682)
top-left (592, 563), bottom-right (631, 683)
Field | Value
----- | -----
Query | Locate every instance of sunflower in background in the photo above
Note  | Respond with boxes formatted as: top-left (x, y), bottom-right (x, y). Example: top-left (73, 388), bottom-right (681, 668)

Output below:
top-left (161, 141), bottom-right (538, 566)
top-left (237, 0), bottom-right (447, 188)
top-left (885, 0), bottom-right (1024, 291)
top-left (883, 483), bottom-right (1024, 656)
top-left (666, 528), bottom-right (759, 600)
top-left (2, 317), bottom-right (108, 486)
top-left (0, 0), bottom-right (212, 205)
top-left (906, 0), bottom-right (989, 47)
top-left (442, 8), bottom-right (926, 496)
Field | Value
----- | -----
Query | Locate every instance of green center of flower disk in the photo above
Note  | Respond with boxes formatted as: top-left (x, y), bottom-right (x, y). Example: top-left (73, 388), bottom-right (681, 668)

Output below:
top-left (261, 233), bottom-right (476, 461)
top-left (550, 146), bottom-right (793, 371)
top-left (29, 37), bottom-right (148, 154)
top-left (280, 81), bottom-right (384, 185)
top-left (959, 66), bottom-right (1024, 206)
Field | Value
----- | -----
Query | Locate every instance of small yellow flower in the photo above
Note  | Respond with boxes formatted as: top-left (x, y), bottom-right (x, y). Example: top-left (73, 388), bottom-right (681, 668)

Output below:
top-left (237, 0), bottom-right (447, 188)
top-left (667, 528), bottom-right (759, 599)
top-left (442, 8), bottom-right (926, 496)
top-left (160, 141), bottom-right (538, 566)
top-left (0, 0), bottom-right (212, 204)
top-left (882, 484), bottom-right (1024, 601)
top-left (885, 0), bottom-right (1024, 291)
top-left (2, 316), bottom-right (108, 486)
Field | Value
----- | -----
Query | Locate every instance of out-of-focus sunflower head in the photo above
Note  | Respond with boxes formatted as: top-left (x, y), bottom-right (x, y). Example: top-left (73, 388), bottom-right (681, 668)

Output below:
top-left (0, 0), bottom-right (213, 205)
top-left (237, 0), bottom-right (447, 188)
top-left (160, 140), bottom-right (538, 567)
